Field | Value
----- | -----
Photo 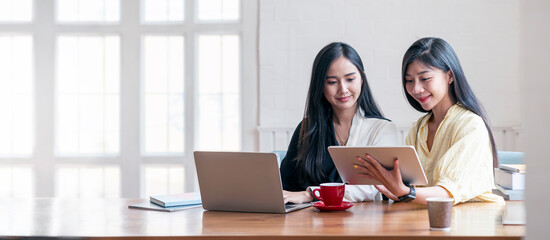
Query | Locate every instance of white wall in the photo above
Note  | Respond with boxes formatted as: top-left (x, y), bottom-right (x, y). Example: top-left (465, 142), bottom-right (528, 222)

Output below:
top-left (522, 0), bottom-right (550, 238)
top-left (258, 0), bottom-right (521, 137)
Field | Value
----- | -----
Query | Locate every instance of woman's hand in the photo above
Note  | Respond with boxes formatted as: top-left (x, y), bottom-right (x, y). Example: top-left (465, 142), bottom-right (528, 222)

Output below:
top-left (374, 185), bottom-right (399, 201)
top-left (282, 190), bottom-right (313, 204)
top-left (354, 154), bottom-right (410, 199)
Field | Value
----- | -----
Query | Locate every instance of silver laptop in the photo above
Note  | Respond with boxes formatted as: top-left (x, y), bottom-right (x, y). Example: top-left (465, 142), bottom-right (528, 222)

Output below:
top-left (194, 151), bottom-right (311, 214)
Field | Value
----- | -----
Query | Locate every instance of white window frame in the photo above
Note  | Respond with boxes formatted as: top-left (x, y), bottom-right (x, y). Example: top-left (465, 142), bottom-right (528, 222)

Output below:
top-left (0, 0), bottom-right (258, 198)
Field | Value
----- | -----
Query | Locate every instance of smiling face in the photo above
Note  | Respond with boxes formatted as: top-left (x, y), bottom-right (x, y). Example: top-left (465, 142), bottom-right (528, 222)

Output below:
top-left (323, 56), bottom-right (363, 112)
top-left (404, 59), bottom-right (454, 113)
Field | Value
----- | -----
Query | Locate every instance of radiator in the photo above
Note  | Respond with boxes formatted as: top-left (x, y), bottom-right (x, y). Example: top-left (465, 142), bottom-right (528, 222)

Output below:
top-left (257, 126), bottom-right (522, 152)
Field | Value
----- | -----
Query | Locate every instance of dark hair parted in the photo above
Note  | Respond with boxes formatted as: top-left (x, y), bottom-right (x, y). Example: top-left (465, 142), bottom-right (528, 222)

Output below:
top-left (401, 37), bottom-right (498, 168)
top-left (296, 42), bottom-right (386, 186)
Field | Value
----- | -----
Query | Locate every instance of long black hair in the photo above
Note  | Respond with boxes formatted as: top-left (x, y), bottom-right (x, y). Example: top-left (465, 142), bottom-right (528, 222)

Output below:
top-left (401, 37), bottom-right (498, 168)
top-left (296, 42), bottom-right (386, 186)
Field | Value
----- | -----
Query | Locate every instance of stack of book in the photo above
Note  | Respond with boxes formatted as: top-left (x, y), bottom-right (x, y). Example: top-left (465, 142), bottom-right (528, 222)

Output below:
top-left (128, 192), bottom-right (202, 212)
top-left (494, 164), bottom-right (525, 200)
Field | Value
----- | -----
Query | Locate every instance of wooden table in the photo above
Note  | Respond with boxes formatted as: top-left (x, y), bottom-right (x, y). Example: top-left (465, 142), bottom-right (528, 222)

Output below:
top-left (0, 198), bottom-right (524, 239)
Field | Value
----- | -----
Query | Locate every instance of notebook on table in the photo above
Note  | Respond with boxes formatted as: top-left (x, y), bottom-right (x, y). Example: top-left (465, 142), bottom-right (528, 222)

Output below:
top-left (150, 192), bottom-right (202, 207)
top-left (194, 151), bottom-right (311, 214)
top-left (128, 201), bottom-right (202, 212)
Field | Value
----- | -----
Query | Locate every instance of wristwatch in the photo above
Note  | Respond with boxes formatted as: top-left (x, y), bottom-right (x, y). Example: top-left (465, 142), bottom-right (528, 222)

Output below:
top-left (397, 184), bottom-right (416, 202)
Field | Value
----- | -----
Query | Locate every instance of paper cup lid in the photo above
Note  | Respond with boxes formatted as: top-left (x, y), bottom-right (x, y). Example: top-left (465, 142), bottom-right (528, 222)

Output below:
top-left (426, 197), bottom-right (454, 202)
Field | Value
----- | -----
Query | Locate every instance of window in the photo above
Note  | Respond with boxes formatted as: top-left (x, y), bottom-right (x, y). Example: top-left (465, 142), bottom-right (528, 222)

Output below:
top-left (56, 165), bottom-right (120, 198)
top-left (56, 35), bottom-right (120, 156)
top-left (197, 34), bottom-right (240, 150)
top-left (142, 35), bottom-right (185, 154)
top-left (0, 0), bottom-right (256, 199)
top-left (142, 0), bottom-right (184, 23)
top-left (0, 0), bottom-right (33, 22)
top-left (0, 35), bottom-right (33, 157)
top-left (142, 164), bottom-right (185, 196)
top-left (197, 0), bottom-right (239, 21)
top-left (56, 0), bottom-right (120, 23)
top-left (0, 165), bottom-right (34, 198)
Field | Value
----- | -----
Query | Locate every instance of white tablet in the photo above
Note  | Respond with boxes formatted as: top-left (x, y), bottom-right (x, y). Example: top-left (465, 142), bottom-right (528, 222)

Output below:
top-left (328, 146), bottom-right (428, 186)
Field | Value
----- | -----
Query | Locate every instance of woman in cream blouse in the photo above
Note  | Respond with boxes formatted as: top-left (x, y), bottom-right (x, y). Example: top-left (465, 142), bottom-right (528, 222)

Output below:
top-left (280, 42), bottom-right (397, 204)
top-left (355, 37), bottom-right (502, 205)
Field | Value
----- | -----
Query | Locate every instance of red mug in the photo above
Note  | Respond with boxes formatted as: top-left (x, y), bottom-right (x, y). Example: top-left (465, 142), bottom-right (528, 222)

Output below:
top-left (312, 183), bottom-right (345, 206)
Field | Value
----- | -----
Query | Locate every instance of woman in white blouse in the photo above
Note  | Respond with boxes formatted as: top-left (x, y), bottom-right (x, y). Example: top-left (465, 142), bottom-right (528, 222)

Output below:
top-left (280, 42), bottom-right (397, 204)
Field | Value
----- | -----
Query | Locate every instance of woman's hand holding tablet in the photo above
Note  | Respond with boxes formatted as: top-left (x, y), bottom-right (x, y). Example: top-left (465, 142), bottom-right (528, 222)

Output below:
top-left (327, 146), bottom-right (428, 186)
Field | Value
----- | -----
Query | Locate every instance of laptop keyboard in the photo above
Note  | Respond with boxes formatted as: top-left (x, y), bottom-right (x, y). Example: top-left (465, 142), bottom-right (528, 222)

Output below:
top-left (285, 203), bottom-right (299, 210)
top-left (284, 203), bottom-right (311, 211)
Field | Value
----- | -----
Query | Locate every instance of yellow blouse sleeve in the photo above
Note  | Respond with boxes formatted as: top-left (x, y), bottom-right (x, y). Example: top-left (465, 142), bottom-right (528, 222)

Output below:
top-left (431, 115), bottom-right (495, 204)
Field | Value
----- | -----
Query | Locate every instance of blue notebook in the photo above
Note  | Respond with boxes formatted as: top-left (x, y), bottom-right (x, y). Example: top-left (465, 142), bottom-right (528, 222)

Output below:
top-left (150, 192), bottom-right (202, 207)
top-left (129, 201), bottom-right (201, 212)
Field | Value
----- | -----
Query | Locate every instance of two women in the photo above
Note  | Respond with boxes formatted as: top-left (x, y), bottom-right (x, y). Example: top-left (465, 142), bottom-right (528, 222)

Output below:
top-left (283, 38), bottom-right (501, 205)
